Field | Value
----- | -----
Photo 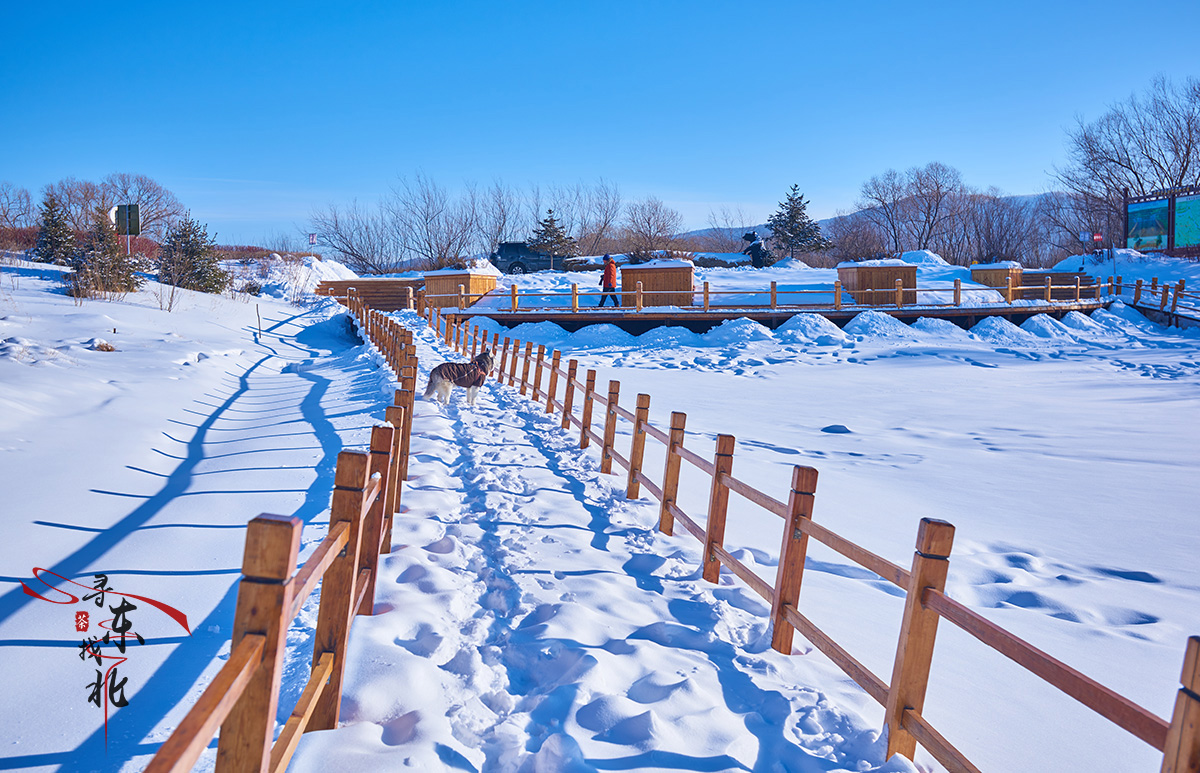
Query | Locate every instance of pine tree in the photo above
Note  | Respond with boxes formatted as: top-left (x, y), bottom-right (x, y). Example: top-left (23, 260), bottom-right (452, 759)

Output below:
top-left (766, 185), bottom-right (832, 260)
top-left (528, 209), bottom-right (577, 263)
top-left (33, 193), bottom-right (76, 265)
top-left (157, 214), bottom-right (228, 293)
top-left (69, 207), bottom-right (144, 297)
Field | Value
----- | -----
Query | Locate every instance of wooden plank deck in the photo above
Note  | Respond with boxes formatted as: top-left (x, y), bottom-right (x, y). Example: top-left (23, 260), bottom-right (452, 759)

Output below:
top-left (444, 299), bottom-right (1111, 334)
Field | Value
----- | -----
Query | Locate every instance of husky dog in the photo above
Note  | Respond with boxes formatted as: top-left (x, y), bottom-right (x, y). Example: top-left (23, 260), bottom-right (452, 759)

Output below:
top-left (424, 348), bottom-right (494, 406)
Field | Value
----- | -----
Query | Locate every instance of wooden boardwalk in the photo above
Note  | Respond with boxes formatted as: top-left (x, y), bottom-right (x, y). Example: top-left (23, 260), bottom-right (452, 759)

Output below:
top-left (447, 299), bottom-right (1112, 334)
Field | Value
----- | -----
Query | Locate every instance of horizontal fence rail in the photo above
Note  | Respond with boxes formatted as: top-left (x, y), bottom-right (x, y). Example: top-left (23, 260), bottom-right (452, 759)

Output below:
top-left (424, 303), bottom-right (1199, 773)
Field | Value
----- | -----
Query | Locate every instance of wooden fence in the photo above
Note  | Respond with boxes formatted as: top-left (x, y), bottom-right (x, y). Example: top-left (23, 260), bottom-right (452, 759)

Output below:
top-left (427, 303), bottom-right (1200, 773)
top-left (145, 297), bottom-right (419, 773)
top-left (1129, 277), bottom-right (1198, 326)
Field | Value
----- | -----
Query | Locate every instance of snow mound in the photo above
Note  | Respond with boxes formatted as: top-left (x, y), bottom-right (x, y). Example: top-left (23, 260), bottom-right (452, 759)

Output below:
top-left (506, 321), bottom-right (570, 346)
top-left (1060, 311), bottom-right (1119, 337)
top-left (970, 316), bottom-right (1040, 345)
top-left (224, 254), bottom-right (358, 303)
top-left (701, 318), bottom-right (775, 345)
top-left (900, 249), bottom-right (950, 266)
top-left (637, 326), bottom-right (703, 348)
top-left (911, 317), bottom-right (973, 340)
top-left (569, 323), bottom-right (637, 348)
top-left (845, 311), bottom-right (918, 339)
top-left (776, 313), bottom-right (847, 344)
top-left (772, 257), bottom-right (812, 269)
top-left (1021, 314), bottom-right (1077, 339)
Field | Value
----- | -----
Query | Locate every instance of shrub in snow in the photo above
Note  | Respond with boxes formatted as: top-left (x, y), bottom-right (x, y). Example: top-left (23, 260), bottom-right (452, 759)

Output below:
top-left (157, 214), bottom-right (229, 294)
top-left (67, 207), bottom-right (145, 299)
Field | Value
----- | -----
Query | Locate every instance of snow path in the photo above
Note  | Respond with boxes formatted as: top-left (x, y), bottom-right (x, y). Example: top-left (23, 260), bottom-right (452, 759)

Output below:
top-left (0, 280), bottom-right (390, 772)
top-left (289, 317), bottom-right (915, 773)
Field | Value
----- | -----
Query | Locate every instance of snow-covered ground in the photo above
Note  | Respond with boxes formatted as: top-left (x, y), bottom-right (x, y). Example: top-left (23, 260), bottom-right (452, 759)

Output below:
top-left (2, 249), bottom-right (1198, 772)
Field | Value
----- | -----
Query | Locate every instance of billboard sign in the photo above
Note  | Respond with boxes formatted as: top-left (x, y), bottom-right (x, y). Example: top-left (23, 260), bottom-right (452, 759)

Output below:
top-left (1126, 199), bottom-right (1169, 250)
top-left (1177, 195), bottom-right (1200, 249)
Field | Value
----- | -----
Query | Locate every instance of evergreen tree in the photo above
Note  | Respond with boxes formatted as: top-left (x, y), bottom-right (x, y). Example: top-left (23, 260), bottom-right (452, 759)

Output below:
top-left (33, 193), bottom-right (76, 265)
top-left (528, 209), bottom-right (577, 263)
top-left (157, 214), bottom-right (228, 293)
top-left (766, 185), bottom-right (832, 260)
top-left (69, 207), bottom-right (144, 297)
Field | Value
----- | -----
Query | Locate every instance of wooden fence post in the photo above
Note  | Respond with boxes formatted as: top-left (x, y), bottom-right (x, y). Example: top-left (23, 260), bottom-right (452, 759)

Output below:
top-left (657, 412), bottom-right (687, 536)
top-left (580, 369), bottom-right (597, 449)
top-left (953, 278), bottom-right (961, 307)
top-left (532, 344), bottom-right (546, 400)
top-left (357, 424), bottom-right (395, 615)
top-left (470, 325), bottom-right (478, 358)
top-left (701, 435), bottom-right (736, 584)
top-left (834, 279), bottom-right (842, 310)
top-left (561, 359), bottom-right (578, 429)
top-left (1115, 275), bottom-right (1123, 295)
top-left (546, 351), bottom-right (561, 414)
top-left (520, 341), bottom-right (534, 395)
top-left (1005, 275), bottom-right (1013, 304)
top-left (771, 466), bottom-right (819, 654)
top-left (885, 518), bottom-right (956, 761)
top-left (1075, 276), bottom-right (1082, 302)
top-left (572, 283), bottom-right (579, 312)
top-left (1172, 280), bottom-right (1186, 320)
top-left (600, 380), bottom-right (620, 474)
top-left (636, 281), bottom-right (644, 312)
top-left (405, 286), bottom-right (414, 310)
top-left (508, 339), bottom-right (521, 386)
top-left (458, 283), bottom-right (465, 310)
top-left (626, 394), bottom-right (651, 498)
top-left (383, 405), bottom-right (406, 551)
top-left (499, 337), bottom-right (511, 381)
top-left (511, 283), bottom-right (518, 311)
top-left (397, 375), bottom-right (416, 482)
top-left (1134, 279), bottom-right (1144, 305)
top-left (1161, 636), bottom-right (1200, 773)
top-left (1044, 275), bottom-right (1053, 303)
top-left (895, 278), bottom-right (904, 308)
top-left (703, 281), bottom-right (710, 311)
top-left (1161, 284), bottom-right (1171, 310)
top-left (215, 514), bottom-right (301, 771)
top-left (309, 451), bottom-right (371, 732)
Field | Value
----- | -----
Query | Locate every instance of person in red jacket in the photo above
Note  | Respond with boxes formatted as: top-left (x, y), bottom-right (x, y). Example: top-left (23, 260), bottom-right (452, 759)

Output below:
top-left (599, 254), bottom-right (619, 307)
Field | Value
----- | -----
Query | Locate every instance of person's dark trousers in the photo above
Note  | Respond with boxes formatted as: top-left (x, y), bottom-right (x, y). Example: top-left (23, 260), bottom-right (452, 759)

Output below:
top-left (599, 287), bottom-right (618, 307)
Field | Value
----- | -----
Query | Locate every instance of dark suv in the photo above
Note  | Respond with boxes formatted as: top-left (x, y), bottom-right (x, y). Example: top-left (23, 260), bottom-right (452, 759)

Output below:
top-left (489, 242), bottom-right (565, 274)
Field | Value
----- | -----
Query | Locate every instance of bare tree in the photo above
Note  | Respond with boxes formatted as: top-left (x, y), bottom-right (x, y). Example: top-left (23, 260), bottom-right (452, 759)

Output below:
top-left (477, 180), bottom-right (523, 256)
top-left (905, 162), bottom-right (964, 250)
top-left (700, 205), bottom-right (757, 253)
top-left (386, 173), bottom-right (479, 270)
top-left (575, 179), bottom-right (623, 255)
top-left (0, 181), bottom-right (33, 230)
top-left (623, 196), bottom-right (683, 256)
top-left (825, 209), bottom-right (888, 261)
top-left (1055, 75), bottom-right (1200, 245)
top-left (857, 169), bottom-right (908, 253)
top-left (101, 173), bottom-right (185, 241)
top-left (44, 177), bottom-right (111, 233)
top-left (309, 200), bottom-right (399, 274)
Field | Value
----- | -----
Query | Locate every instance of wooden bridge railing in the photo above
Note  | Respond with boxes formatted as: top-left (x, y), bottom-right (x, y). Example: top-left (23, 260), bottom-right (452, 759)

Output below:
top-left (146, 300), bottom-right (418, 773)
top-left (418, 275), bottom-right (1122, 313)
top-left (426, 304), bottom-right (1200, 773)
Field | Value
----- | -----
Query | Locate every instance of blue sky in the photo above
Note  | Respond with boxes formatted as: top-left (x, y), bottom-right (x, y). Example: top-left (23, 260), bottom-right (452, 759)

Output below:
top-left (2, 0), bottom-right (1197, 245)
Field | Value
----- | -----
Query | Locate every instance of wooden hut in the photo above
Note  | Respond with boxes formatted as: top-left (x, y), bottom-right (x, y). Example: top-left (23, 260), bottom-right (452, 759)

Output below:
top-left (837, 262), bottom-right (917, 306)
top-left (620, 260), bottom-right (695, 308)
top-left (313, 278), bottom-right (424, 311)
top-left (423, 269), bottom-right (498, 310)
top-left (970, 263), bottom-right (1024, 301)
